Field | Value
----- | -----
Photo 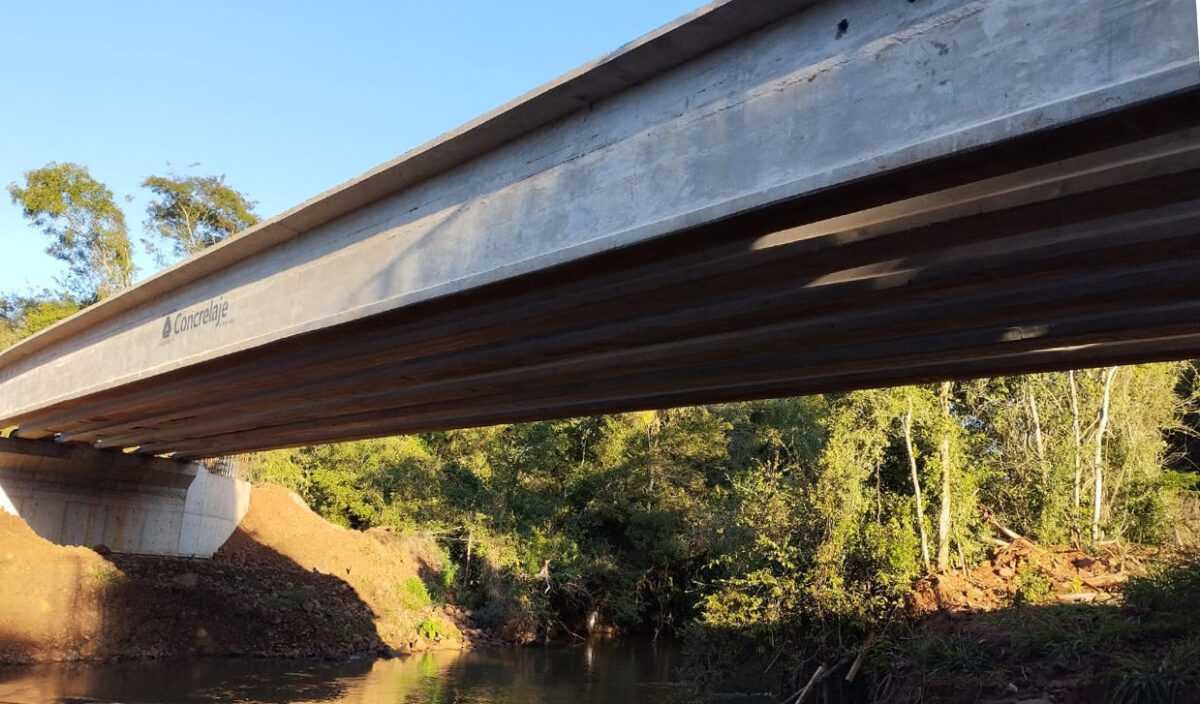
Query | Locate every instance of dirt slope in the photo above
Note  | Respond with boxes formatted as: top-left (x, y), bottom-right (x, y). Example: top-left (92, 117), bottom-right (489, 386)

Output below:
top-left (0, 485), bottom-right (466, 664)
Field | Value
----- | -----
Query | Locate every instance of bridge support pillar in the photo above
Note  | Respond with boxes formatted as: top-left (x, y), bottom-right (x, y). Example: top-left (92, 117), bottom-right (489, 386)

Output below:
top-left (0, 437), bottom-right (249, 558)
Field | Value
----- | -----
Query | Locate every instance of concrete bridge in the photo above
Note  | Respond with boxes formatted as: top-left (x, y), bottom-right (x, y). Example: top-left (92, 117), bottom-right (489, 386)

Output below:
top-left (0, 0), bottom-right (1198, 553)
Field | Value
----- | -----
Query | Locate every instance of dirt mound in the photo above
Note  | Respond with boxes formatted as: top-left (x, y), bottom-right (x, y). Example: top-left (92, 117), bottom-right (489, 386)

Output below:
top-left (0, 510), bottom-right (111, 661)
top-left (216, 485), bottom-right (464, 650)
top-left (0, 486), bottom-right (468, 664)
top-left (909, 537), bottom-right (1145, 615)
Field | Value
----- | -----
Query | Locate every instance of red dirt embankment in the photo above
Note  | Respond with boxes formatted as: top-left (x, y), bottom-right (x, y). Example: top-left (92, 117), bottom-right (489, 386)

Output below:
top-left (908, 537), bottom-right (1144, 614)
top-left (0, 485), bottom-right (469, 664)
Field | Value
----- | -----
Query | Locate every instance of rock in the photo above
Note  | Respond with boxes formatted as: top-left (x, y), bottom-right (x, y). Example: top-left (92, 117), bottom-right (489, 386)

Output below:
top-left (172, 573), bottom-right (199, 588)
top-left (998, 566), bottom-right (1015, 578)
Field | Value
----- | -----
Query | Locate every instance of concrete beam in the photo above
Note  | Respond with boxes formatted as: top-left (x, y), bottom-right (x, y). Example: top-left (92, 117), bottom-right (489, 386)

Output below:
top-left (0, 0), bottom-right (1197, 456)
top-left (41, 132), bottom-right (1200, 445)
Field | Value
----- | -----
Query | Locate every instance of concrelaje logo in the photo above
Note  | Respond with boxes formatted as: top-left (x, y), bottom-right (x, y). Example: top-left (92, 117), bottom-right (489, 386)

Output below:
top-left (161, 297), bottom-right (231, 341)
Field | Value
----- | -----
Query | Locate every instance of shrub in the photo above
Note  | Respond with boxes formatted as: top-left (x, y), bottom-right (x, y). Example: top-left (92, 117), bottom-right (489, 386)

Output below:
top-left (417, 618), bottom-right (460, 641)
top-left (1013, 564), bottom-right (1054, 605)
top-left (398, 576), bottom-right (432, 610)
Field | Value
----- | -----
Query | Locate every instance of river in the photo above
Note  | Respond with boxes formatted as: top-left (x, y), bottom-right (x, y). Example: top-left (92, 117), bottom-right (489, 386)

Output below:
top-left (0, 641), bottom-right (771, 703)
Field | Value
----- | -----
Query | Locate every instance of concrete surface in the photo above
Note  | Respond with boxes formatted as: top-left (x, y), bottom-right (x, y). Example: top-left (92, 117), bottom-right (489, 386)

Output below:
top-left (0, 438), bottom-right (249, 557)
top-left (0, 0), bottom-right (1197, 457)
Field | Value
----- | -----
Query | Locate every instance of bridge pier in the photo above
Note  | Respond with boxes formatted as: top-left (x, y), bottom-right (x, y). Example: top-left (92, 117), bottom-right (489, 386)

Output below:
top-left (0, 437), bottom-right (248, 558)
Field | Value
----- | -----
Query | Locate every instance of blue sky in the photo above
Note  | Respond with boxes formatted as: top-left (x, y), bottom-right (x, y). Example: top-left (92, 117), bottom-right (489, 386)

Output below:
top-left (0, 0), bottom-right (702, 294)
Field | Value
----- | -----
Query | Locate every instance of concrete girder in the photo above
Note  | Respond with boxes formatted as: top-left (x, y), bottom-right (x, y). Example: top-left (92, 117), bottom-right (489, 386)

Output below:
top-left (73, 205), bottom-right (1200, 450)
top-left (168, 332), bottom-right (1200, 460)
top-left (21, 126), bottom-right (1200, 446)
top-left (0, 0), bottom-right (1198, 457)
top-left (42, 124), bottom-right (1200, 446)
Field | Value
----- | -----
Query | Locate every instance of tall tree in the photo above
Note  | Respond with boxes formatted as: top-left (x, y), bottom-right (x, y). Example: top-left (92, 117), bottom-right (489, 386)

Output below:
top-left (1069, 369), bottom-right (1083, 542)
top-left (936, 381), bottom-right (954, 572)
top-left (903, 392), bottom-right (931, 571)
top-left (142, 172), bottom-right (259, 261)
top-left (1091, 366), bottom-right (1119, 544)
top-left (8, 163), bottom-right (134, 300)
top-left (0, 291), bottom-right (81, 349)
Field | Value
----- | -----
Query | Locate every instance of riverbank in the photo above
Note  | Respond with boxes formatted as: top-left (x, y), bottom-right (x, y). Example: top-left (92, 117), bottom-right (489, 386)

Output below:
top-left (0, 485), bottom-right (476, 664)
top-left (5, 483), bottom-right (1200, 702)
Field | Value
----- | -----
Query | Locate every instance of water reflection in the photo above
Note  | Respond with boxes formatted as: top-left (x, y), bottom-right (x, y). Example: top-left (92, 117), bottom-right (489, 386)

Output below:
top-left (0, 641), bottom-right (759, 704)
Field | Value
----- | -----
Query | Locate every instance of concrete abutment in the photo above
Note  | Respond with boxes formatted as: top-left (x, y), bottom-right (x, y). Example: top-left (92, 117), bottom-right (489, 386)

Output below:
top-left (0, 436), bottom-right (248, 558)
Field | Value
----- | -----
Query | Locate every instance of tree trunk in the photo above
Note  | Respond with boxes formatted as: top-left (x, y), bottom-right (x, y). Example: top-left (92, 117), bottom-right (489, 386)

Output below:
top-left (937, 381), bottom-right (953, 572)
top-left (465, 525), bottom-right (474, 582)
top-left (1027, 377), bottom-right (1047, 479)
top-left (903, 394), bottom-right (931, 571)
top-left (1069, 371), bottom-right (1082, 510)
top-left (1091, 367), bottom-right (1118, 544)
top-left (1068, 370), bottom-right (1084, 546)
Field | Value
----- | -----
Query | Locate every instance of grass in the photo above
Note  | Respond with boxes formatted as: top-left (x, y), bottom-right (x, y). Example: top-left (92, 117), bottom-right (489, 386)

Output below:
top-left (88, 566), bottom-right (127, 585)
top-left (910, 634), bottom-right (990, 674)
top-left (417, 618), bottom-right (461, 641)
top-left (1108, 637), bottom-right (1200, 704)
top-left (893, 554), bottom-right (1200, 703)
top-left (398, 576), bottom-right (432, 610)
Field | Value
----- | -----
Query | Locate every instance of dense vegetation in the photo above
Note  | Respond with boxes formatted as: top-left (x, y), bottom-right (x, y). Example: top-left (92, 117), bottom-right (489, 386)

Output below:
top-left (240, 364), bottom-right (1199, 687)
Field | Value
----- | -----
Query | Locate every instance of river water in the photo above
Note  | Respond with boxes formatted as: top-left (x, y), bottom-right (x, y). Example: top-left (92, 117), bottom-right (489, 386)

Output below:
top-left (0, 642), bottom-right (770, 704)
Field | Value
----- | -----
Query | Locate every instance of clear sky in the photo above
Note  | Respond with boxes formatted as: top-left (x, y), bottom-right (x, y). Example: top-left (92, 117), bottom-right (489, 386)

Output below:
top-left (0, 0), bottom-right (702, 294)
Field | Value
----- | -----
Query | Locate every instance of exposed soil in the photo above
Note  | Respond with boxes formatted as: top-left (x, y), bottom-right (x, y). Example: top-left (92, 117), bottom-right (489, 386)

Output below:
top-left (891, 537), bottom-right (1187, 704)
top-left (0, 485), bottom-right (474, 664)
top-left (908, 536), bottom-right (1145, 615)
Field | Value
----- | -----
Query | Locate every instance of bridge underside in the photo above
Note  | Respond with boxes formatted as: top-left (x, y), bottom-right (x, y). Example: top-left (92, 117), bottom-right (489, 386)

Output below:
top-left (11, 100), bottom-right (1200, 459)
top-left (1, 0), bottom-right (1198, 458)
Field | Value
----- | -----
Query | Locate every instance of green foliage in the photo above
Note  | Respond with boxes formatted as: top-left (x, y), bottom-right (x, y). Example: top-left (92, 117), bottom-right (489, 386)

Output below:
top-left (417, 618), bottom-right (460, 641)
top-left (910, 633), bottom-right (990, 674)
top-left (1123, 556), bottom-right (1200, 629)
top-left (235, 363), bottom-right (1196, 692)
top-left (0, 292), bottom-right (81, 349)
top-left (88, 567), bottom-right (127, 585)
top-left (887, 557), bottom-right (1200, 702)
top-left (1109, 637), bottom-right (1200, 704)
top-left (142, 172), bottom-right (259, 262)
top-left (1012, 563), bottom-right (1054, 605)
top-left (398, 576), bottom-right (432, 610)
top-left (8, 162), bottom-right (133, 299)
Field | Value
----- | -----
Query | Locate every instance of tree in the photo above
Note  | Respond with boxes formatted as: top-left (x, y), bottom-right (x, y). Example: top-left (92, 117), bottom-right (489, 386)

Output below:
top-left (902, 392), bottom-right (931, 571)
top-left (1092, 366), bottom-right (1118, 544)
top-left (8, 163), bottom-right (134, 300)
top-left (142, 172), bottom-right (259, 262)
top-left (1069, 370), bottom-right (1083, 540)
top-left (936, 381), bottom-right (954, 572)
top-left (0, 291), bottom-right (81, 349)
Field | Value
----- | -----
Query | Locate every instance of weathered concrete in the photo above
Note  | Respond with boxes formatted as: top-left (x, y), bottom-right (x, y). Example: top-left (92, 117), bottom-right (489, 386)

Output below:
top-left (0, 438), bottom-right (249, 557)
top-left (0, 0), bottom-right (1197, 457)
